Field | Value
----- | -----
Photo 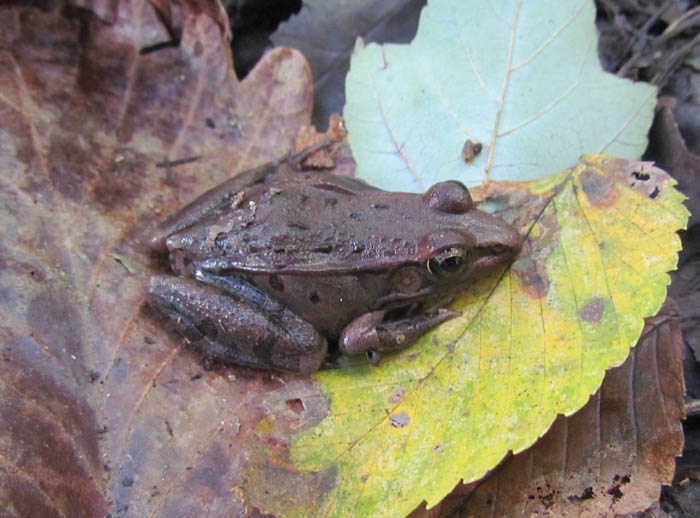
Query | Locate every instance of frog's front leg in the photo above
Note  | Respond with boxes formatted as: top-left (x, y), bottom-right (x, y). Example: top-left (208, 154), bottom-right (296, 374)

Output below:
top-left (338, 309), bottom-right (460, 366)
top-left (146, 275), bottom-right (327, 374)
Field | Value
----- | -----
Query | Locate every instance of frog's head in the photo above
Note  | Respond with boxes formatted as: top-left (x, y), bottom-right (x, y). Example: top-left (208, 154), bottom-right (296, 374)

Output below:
top-left (418, 181), bottom-right (521, 288)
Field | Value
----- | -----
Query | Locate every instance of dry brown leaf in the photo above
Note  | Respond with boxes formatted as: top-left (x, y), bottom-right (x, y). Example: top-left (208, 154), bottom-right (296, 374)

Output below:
top-left (644, 98), bottom-right (700, 226)
top-left (0, 1), bottom-right (315, 516)
top-left (293, 113), bottom-right (351, 170)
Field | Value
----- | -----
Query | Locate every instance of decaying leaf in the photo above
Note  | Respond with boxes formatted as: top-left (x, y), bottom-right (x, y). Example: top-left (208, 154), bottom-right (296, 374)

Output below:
top-left (293, 114), bottom-right (351, 170)
top-left (0, 1), bottom-right (313, 516)
top-left (644, 99), bottom-right (700, 226)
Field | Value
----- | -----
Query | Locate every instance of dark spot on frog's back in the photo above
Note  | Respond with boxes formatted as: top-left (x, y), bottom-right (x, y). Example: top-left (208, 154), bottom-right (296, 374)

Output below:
top-left (287, 222), bottom-right (309, 231)
top-left (309, 291), bottom-right (321, 304)
top-left (372, 203), bottom-right (390, 210)
top-left (269, 275), bottom-right (284, 292)
top-left (254, 337), bottom-right (274, 363)
top-left (197, 318), bottom-right (218, 340)
top-left (349, 212), bottom-right (361, 221)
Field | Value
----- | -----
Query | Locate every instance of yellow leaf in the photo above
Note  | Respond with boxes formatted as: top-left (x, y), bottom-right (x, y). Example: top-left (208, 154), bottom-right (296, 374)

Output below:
top-left (281, 155), bottom-right (688, 518)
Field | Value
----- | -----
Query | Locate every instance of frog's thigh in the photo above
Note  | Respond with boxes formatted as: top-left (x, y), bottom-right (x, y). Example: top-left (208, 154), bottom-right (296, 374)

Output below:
top-left (147, 275), bottom-right (327, 374)
top-left (151, 162), bottom-right (282, 246)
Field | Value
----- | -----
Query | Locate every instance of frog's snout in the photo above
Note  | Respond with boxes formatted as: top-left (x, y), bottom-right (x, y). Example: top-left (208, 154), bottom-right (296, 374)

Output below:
top-left (474, 214), bottom-right (522, 254)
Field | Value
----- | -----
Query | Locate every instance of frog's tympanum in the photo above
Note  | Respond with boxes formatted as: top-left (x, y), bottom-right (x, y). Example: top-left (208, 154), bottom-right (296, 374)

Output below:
top-left (147, 159), bottom-right (521, 374)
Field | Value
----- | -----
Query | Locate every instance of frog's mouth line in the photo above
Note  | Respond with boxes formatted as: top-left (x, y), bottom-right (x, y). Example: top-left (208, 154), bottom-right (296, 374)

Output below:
top-left (373, 286), bottom-right (439, 310)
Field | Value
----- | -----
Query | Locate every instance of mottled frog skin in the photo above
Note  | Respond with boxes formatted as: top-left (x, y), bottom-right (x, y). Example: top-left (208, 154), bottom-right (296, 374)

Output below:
top-left (147, 160), bottom-right (521, 374)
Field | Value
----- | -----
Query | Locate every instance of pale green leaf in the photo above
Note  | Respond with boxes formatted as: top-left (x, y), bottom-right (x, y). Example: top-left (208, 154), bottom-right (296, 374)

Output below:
top-left (344, 0), bottom-right (657, 192)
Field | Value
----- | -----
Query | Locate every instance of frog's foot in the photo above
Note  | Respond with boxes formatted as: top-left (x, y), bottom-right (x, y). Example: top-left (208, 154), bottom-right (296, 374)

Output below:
top-left (147, 275), bottom-right (327, 374)
top-left (338, 309), bottom-right (460, 364)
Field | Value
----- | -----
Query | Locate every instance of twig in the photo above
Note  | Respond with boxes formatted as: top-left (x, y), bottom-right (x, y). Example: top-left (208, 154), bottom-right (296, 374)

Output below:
top-left (686, 398), bottom-right (700, 417)
top-left (617, 0), bottom-right (675, 77)
top-left (651, 31), bottom-right (700, 86)
top-left (657, 5), bottom-right (700, 44)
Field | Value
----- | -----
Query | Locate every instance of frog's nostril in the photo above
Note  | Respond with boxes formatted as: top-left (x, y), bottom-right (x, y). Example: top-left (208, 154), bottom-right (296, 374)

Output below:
top-left (366, 350), bottom-right (381, 366)
top-left (165, 234), bottom-right (179, 250)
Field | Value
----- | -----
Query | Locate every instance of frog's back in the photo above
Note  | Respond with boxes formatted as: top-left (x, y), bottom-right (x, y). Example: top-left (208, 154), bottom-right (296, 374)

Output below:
top-left (166, 175), bottom-right (441, 274)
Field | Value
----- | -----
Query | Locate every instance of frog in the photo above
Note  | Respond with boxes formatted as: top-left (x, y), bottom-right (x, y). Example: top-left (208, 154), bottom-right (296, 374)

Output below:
top-left (146, 152), bottom-right (521, 374)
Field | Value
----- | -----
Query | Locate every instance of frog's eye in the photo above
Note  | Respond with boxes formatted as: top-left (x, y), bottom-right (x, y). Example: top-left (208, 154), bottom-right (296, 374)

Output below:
top-left (427, 247), bottom-right (469, 276)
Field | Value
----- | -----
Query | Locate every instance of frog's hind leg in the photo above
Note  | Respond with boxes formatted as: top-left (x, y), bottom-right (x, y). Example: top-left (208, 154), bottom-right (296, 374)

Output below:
top-left (146, 275), bottom-right (327, 374)
top-left (150, 138), bottom-right (350, 248)
top-left (150, 161), bottom-right (284, 249)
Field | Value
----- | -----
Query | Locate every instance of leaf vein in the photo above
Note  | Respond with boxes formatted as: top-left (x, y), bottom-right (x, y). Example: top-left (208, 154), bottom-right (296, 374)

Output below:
top-left (551, 195), bottom-right (586, 383)
top-left (572, 178), bottom-right (624, 352)
top-left (511, 0), bottom-right (588, 71)
top-left (370, 59), bottom-right (425, 191)
top-left (484, 0), bottom-right (522, 184)
top-left (451, 1), bottom-right (499, 102)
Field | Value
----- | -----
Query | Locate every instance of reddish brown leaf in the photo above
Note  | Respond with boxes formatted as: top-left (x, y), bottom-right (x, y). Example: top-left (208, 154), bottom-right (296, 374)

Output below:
top-left (644, 98), bottom-right (700, 226)
top-left (0, 1), bottom-right (315, 516)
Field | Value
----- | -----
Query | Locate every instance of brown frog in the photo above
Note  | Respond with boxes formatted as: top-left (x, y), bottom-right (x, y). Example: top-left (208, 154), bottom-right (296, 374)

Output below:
top-left (147, 155), bottom-right (521, 374)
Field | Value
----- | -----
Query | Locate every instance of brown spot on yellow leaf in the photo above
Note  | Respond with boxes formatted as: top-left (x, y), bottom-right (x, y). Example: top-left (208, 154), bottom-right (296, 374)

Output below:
top-left (512, 256), bottom-right (548, 299)
top-left (512, 211), bottom-right (561, 299)
top-left (388, 388), bottom-right (405, 403)
top-left (579, 298), bottom-right (605, 323)
top-left (390, 411), bottom-right (410, 428)
top-left (580, 169), bottom-right (619, 207)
